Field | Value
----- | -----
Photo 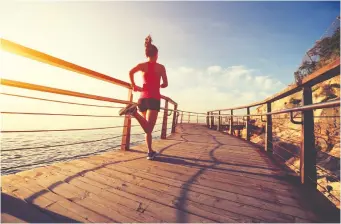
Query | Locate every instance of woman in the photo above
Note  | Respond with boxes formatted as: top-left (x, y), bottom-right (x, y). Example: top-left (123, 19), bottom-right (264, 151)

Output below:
top-left (119, 35), bottom-right (168, 160)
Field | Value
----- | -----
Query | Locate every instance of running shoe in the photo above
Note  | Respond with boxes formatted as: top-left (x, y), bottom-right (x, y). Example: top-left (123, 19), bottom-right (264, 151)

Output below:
top-left (147, 151), bottom-right (157, 160)
top-left (119, 104), bottom-right (137, 116)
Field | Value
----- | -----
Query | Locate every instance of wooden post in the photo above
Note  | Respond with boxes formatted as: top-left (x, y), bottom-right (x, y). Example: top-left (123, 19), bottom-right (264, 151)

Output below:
top-left (171, 104), bottom-right (178, 133)
top-left (206, 112), bottom-right (209, 127)
top-left (210, 112), bottom-right (214, 129)
top-left (161, 100), bottom-right (168, 139)
top-left (229, 110), bottom-right (234, 135)
top-left (246, 107), bottom-right (251, 141)
top-left (218, 111), bottom-right (221, 131)
top-left (301, 86), bottom-right (316, 187)
top-left (121, 89), bottom-right (133, 151)
top-left (265, 102), bottom-right (273, 153)
top-left (188, 113), bottom-right (190, 123)
top-left (180, 111), bottom-right (183, 124)
top-left (197, 114), bottom-right (199, 124)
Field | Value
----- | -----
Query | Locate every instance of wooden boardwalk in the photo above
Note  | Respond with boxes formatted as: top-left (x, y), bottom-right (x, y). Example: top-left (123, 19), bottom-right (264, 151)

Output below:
top-left (1, 124), bottom-right (323, 223)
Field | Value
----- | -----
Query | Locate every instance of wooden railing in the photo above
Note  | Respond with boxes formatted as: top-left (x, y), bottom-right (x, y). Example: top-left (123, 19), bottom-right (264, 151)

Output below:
top-left (0, 38), bottom-right (178, 152)
top-left (207, 58), bottom-right (340, 188)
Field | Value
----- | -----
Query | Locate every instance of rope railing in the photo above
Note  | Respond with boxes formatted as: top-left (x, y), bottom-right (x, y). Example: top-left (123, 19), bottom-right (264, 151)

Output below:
top-left (316, 165), bottom-right (340, 181)
top-left (272, 135), bottom-right (302, 145)
top-left (272, 150), bottom-right (300, 173)
top-left (272, 142), bottom-right (300, 158)
top-left (307, 175), bottom-right (341, 202)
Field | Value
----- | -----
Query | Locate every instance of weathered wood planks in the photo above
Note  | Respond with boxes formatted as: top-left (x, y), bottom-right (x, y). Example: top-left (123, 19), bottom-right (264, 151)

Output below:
top-left (1, 124), bottom-right (323, 223)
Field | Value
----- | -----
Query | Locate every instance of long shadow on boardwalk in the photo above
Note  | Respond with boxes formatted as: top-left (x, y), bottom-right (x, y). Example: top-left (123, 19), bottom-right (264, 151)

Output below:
top-left (174, 132), bottom-right (222, 223)
top-left (150, 129), bottom-right (230, 222)
top-left (1, 193), bottom-right (79, 223)
top-left (11, 141), bottom-right (184, 222)
top-left (3, 124), bottom-right (338, 223)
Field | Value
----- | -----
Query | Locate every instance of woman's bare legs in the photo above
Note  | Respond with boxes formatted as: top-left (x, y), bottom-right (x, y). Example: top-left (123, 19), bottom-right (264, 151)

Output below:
top-left (133, 110), bottom-right (158, 153)
top-left (145, 110), bottom-right (158, 153)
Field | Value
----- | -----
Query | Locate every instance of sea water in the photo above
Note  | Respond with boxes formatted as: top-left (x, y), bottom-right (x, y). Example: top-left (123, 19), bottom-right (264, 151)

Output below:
top-left (1, 124), bottom-right (171, 175)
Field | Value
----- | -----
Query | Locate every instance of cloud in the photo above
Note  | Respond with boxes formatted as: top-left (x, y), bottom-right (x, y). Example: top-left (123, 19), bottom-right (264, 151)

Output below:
top-left (162, 64), bottom-right (286, 113)
top-left (207, 65), bottom-right (222, 74)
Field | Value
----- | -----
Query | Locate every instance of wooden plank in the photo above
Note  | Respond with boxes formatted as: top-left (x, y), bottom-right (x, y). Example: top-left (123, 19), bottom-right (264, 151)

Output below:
top-left (1, 123), bottom-right (325, 222)
top-left (2, 182), bottom-right (53, 209)
top-left (75, 197), bottom-right (137, 223)
top-left (15, 167), bottom-right (137, 223)
top-left (50, 161), bottom-right (229, 222)
top-left (49, 162), bottom-right (215, 222)
top-left (1, 213), bottom-right (26, 223)
top-left (117, 161), bottom-right (289, 204)
top-left (2, 174), bottom-right (111, 223)
top-left (45, 202), bottom-right (89, 223)
top-left (72, 158), bottom-right (317, 221)
top-left (79, 147), bottom-right (297, 193)
top-left (1, 192), bottom-right (56, 223)
top-left (7, 172), bottom-right (114, 223)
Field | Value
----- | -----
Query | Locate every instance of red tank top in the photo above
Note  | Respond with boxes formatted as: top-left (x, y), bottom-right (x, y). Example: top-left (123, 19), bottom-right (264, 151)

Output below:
top-left (140, 62), bottom-right (161, 100)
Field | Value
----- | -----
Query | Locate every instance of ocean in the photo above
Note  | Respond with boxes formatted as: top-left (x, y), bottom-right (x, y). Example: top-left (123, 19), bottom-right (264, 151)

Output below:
top-left (1, 124), bottom-right (172, 175)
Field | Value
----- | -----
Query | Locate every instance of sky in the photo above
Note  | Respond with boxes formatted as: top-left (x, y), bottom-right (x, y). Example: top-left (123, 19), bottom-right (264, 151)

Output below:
top-left (1, 1), bottom-right (340, 129)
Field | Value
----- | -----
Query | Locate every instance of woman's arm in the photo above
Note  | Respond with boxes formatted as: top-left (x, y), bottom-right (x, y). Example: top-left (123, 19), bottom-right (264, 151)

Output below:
top-left (160, 65), bottom-right (168, 88)
top-left (129, 63), bottom-right (143, 91)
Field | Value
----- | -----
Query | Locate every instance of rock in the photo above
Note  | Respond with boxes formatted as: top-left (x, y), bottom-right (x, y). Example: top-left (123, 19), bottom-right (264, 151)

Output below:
top-left (328, 143), bottom-right (340, 158)
top-left (316, 138), bottom-right (329, 152)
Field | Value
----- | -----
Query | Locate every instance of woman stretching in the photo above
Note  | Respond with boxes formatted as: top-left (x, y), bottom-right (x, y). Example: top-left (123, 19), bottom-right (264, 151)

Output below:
top-left (119, 35), bottom-right (168, 160)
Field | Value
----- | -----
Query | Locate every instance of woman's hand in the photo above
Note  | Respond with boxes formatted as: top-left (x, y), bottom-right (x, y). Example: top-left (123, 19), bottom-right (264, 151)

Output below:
top-left (131, 83), bottom-right (137, 91)
top-left (160, 83), bottom-right (168, 88)
top-left (131, 84), bottom-right (142, 92)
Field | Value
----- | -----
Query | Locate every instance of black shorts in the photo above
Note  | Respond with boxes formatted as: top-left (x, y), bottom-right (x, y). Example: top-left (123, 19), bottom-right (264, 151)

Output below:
top-left (137, 98), bottom-right (161, 112)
